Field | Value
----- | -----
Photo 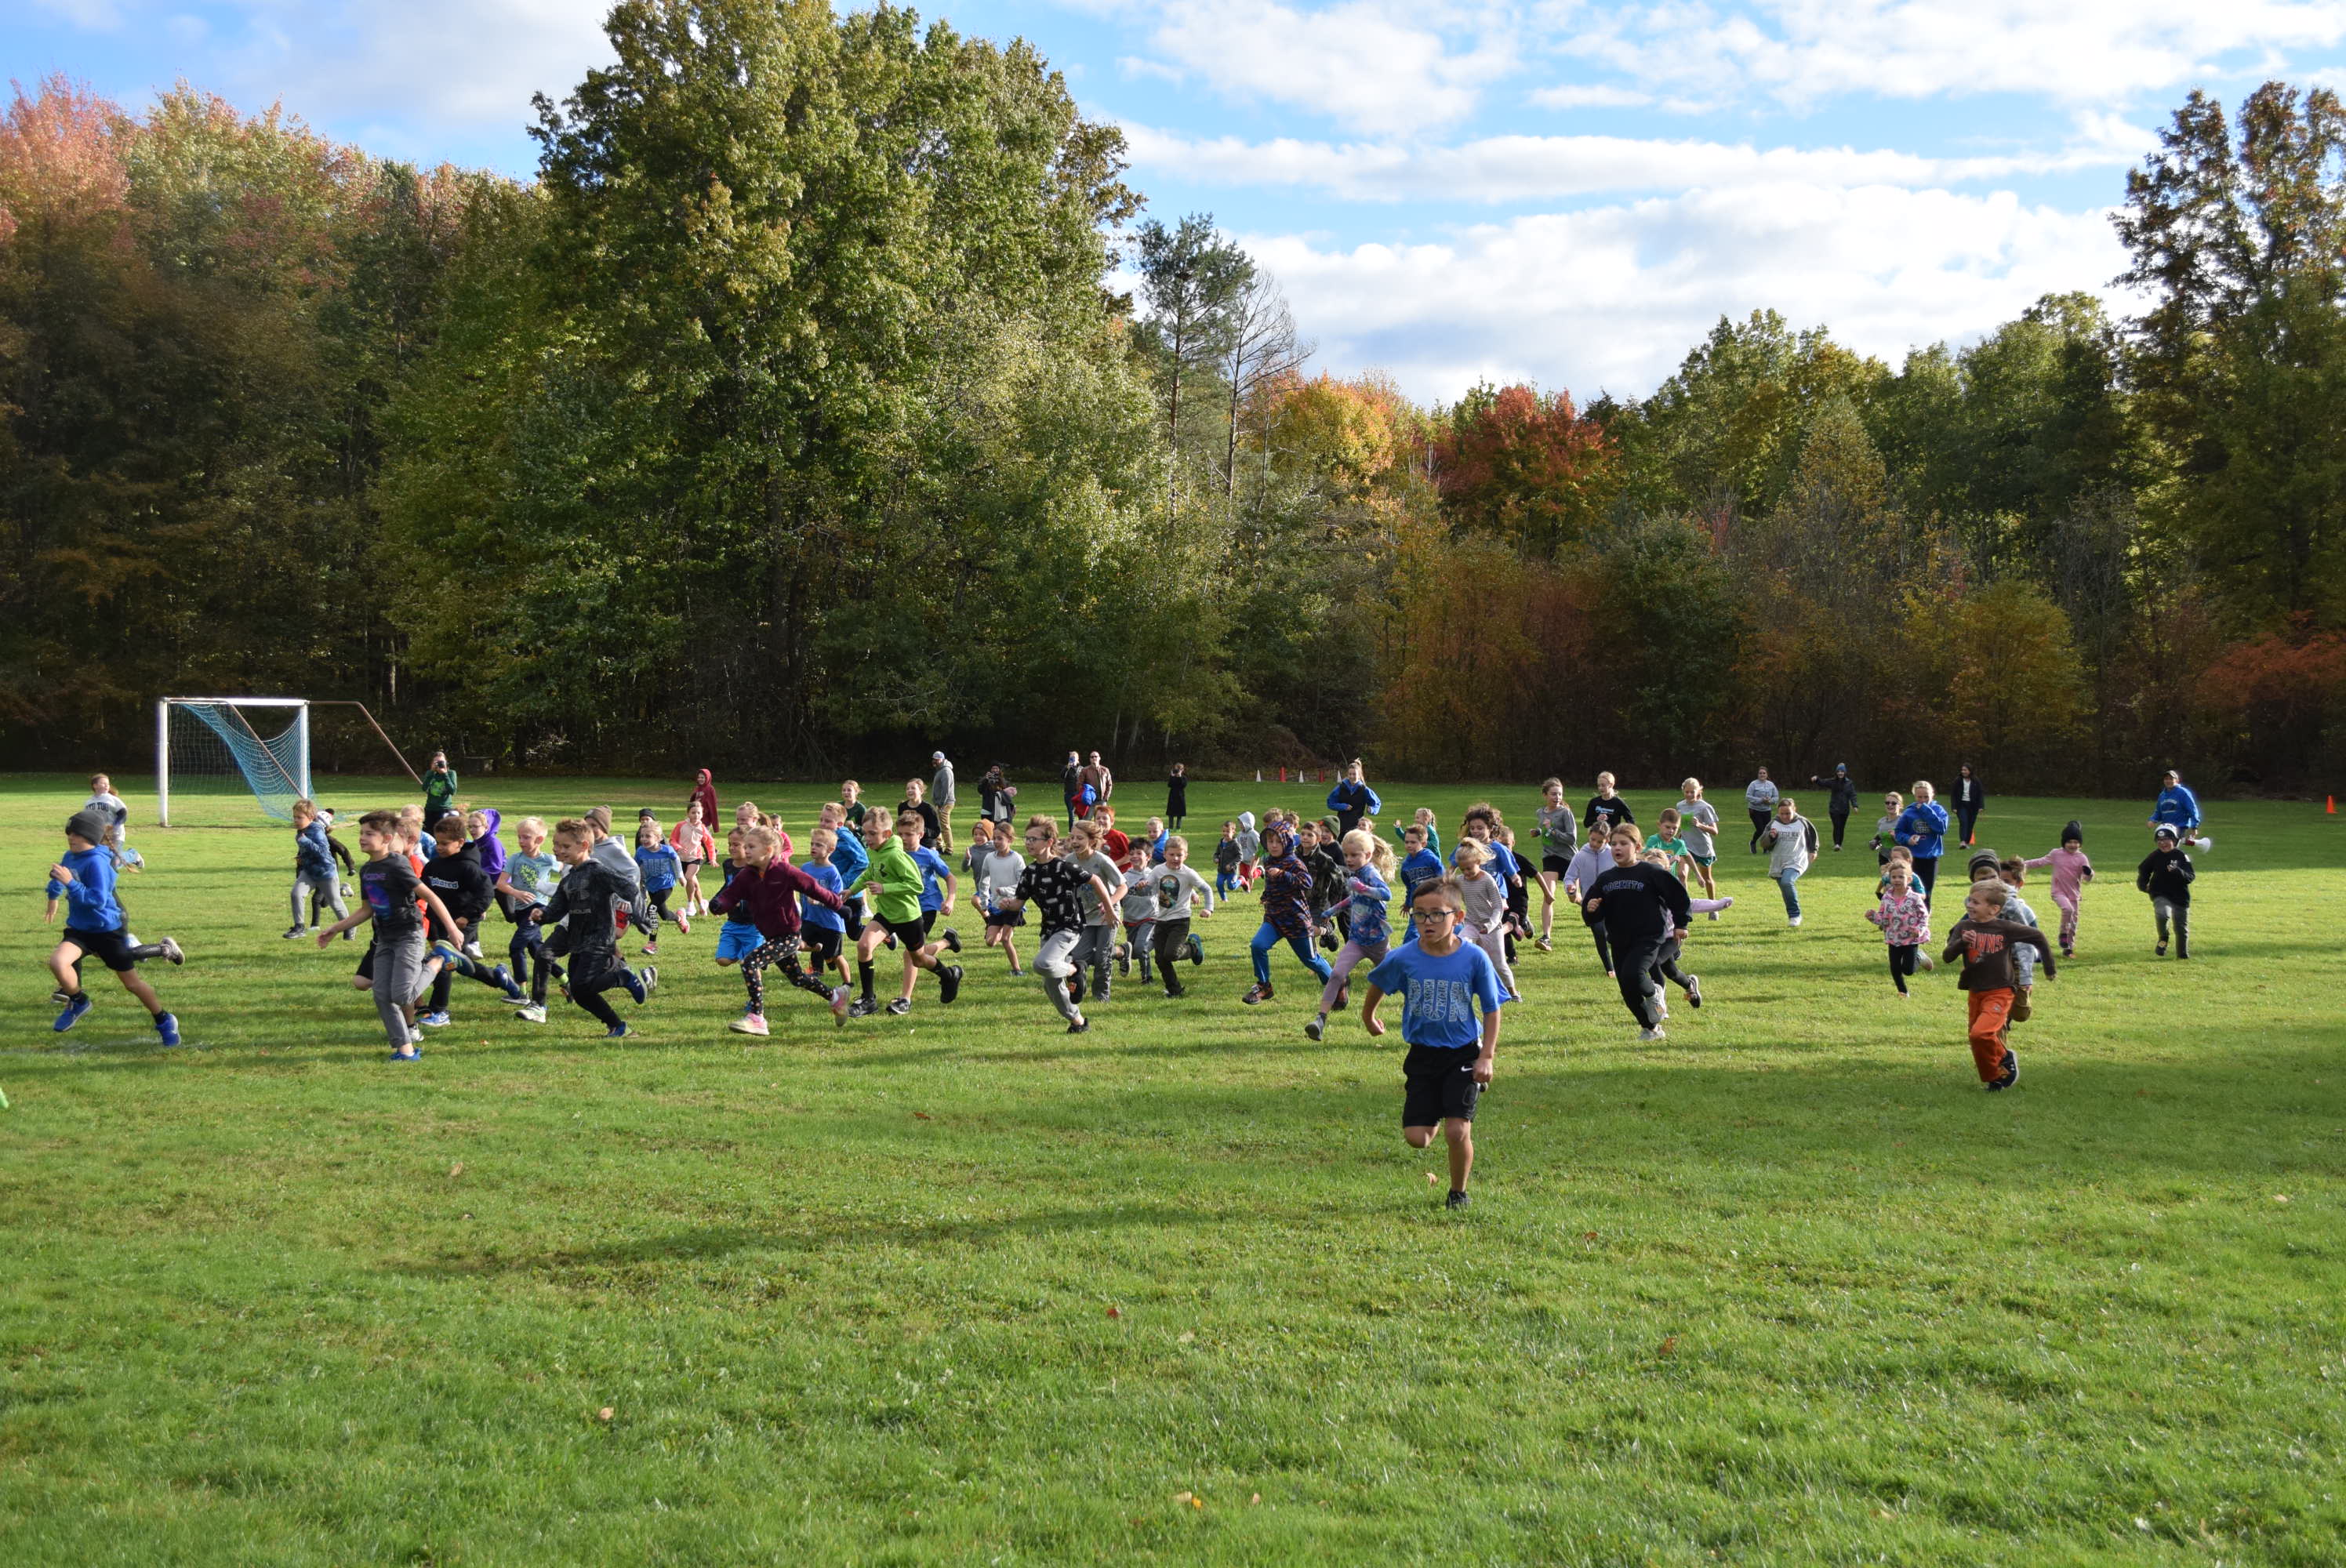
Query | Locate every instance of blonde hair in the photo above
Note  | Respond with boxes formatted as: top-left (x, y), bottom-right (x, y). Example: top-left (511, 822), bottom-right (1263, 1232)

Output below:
top-left (1596, 771), bottom-right (1616, 789)
top-left (1342, 828), bottom-right (1397, 880)
top-left (1026, 816), bottom-right (1061, 846)
top-left (740, 825), bottom-right (778, 854)
top-left (1410, 874), bottom-right (1463, 912)
top-left (1640, 848), bottom-right (1671, 866)
top-left (1166, 833), bottom-right (1189, 856)
top-left (1452, 839), bottom-right (1487, 870)
top-left (553, 818), bottom-right (590, 844)
top-left (517, 815), bottom-right (547, 837)
top-left (1969, 877), bottom-right (2010, 909)
top-left (810, 825), bottom-right (836, 848)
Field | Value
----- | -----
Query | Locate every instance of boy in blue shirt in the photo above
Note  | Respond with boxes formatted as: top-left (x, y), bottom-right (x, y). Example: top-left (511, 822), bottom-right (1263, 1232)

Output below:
top-left (49, 808), bottom-right (185, 1042)
top-left (912, 840), bottom-right (961, 954)
top-left (1360, 876), bottom-right (1504, 1209)
top-left (634, 821), bottom-right (686, 956)
top-left (800, 827), bottom-right (851, 989)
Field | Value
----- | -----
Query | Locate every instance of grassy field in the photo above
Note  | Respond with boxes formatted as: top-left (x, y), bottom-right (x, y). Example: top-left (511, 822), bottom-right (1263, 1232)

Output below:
top-left (2, 771), bottom-right (2342, 1565)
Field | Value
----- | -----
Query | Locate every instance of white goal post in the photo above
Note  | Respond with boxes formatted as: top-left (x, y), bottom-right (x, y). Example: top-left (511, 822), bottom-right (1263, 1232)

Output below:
top-left (156, 697), bottom-right (312, 827)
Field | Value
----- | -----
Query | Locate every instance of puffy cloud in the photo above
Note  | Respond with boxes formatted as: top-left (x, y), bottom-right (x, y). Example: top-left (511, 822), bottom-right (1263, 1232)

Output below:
top-left (1547, 0), bottom-right (2346, 110)
top-left (1139, 0), bottom-right (1517, 134)
top-left (1242, 183), bottom-right (2139, 399)
top-left (1120, 118), bottom-right (2155, 203)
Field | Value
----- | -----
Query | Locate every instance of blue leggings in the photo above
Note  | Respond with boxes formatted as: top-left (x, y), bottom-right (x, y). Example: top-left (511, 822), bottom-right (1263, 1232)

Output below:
top-left (1251, 924), bottom-right (1333, 987)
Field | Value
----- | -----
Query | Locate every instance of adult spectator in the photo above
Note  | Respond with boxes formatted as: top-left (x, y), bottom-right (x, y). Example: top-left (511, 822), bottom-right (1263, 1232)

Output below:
top-left (1326, 758), bottom-right (1382, 836)
top-left (423, 751), bottom-right (461, 833)
top-left (1743, 768), bottom-right (1778, 853)
top-left (1166, 763), bottom-right (1189, 831)
top-left (931, 751), bottom-right (957, 852)
top-left (1952, 764), bottom-right (1986, 848)
top-left (1894, 781), bottom-right (1950, 903)
top-left (1061, 750), bottom-right (1083, 827)
top-left (2149, 768), bottom-right (2203, 844)
top-left (1076, 750), bottom-right (1113, 820)
top-left (1807, 764), bottom-right (1858, 851)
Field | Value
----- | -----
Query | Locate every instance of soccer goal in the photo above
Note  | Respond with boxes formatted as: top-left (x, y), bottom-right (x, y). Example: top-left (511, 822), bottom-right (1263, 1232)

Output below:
top-left (156, 698), bottom-right (312, 826)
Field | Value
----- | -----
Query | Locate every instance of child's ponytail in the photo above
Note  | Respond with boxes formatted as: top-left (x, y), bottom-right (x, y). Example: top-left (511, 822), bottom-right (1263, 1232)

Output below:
top-left (1346, 829), bottom-right (1397, 881)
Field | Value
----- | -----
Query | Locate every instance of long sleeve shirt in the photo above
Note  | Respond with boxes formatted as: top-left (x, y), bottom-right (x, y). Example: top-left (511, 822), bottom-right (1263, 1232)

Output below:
top-left (1744, 779), bottom-right (1778, 811)
top-left (1943, 916), bottom-right (2054, 991)
top-left (1325, 780), bottom-right (1382, 833)
top-left (1865, 889), bottom-right (1932, 946)
top-left (1895, 801), bottom-right (1949, 859)
top-left (2137, 847), bottom-right (2195, 905)
top-left (2021, 848), bottom-right (2093, 906)
top-left (1583, 861), bottom-right (1692, 942)
top-left (2152, 785), bottom-right (2203, 832)
top-left (53, 845), bottom-right (124, 931)
top-left (712, 858), bottom-right (841, 939)
top-left (1257, 851), bottom-right (1315, 939)
top-left (848, 837), bottom-right (926, 924)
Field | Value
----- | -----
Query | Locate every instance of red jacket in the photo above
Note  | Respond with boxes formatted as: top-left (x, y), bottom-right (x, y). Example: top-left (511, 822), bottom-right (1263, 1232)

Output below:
top-left (689, 770), bottom-right (720, 833)
top-left (710, 858), bottom-right (840, 939)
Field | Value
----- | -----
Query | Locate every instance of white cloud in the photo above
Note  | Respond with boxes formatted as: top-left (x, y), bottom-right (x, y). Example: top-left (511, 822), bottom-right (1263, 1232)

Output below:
top-left (1547, 0), bottom-right (2346, 110)
top-left (1120, 118), bottom-right (2155, 204)
top-left (1244, 183), bottom-right (2139, 400)
top-left (31, 0), bottom-right (124, 27)
top-left (1527, 83), bottom-right (1653, 110)
top-left (1140, 0), bottom-right (1517, 135)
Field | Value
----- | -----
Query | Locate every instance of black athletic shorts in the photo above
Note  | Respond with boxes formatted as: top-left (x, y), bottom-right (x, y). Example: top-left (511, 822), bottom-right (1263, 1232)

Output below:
top-left (1542, 854), bottom-right (1572, 876)
top-left (63, 925), bottom-right (136, 972)
top-left (880, 915), bottom-right (929, 949)
top-left (802, 927), bottom-right (843, 965)
top-left (984, 907), bottom-right (1026, 927)
top-left (1401, 1044), bottom-right (1483, 1126)
top-left (921, 908), bottom-right (939, 936)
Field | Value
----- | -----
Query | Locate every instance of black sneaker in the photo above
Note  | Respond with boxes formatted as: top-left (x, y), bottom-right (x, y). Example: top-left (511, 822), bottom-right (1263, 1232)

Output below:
top-left (1988, 1049), bottom-right (2019, 1091)
top-left (1445, 1189), bottom-right (1471, 1210)
top-left (281, 925), bottom-right (307, 940)
top-left (1685, 975), bottom-right (1702, 1008)
top-left (1304, 1014), bottom-right (1325, 1041)
top-left (2155, 942), bottom-right (2167, 956)
top-left (1066, 1015), bottom-right (1089, 1033)
top-left (1318, 929), bottom-right (1339, 951)
top-left (885, 997), bottom-right (911, 1016)
top-left (942, 927), bottom-right (961, 953)
top-left (846, 996), bottom-right (878, 1019)
top-left (1116, 944), bottom-right (1130, 976)
top-left (939, 964), bottom-right (964, 1004)
top-left (1242, 984), bottom-right (1271, 1005)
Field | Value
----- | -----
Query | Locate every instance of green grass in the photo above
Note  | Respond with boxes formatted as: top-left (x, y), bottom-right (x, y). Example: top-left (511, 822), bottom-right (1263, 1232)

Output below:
top-left (2, 772), bottom-right (2343, 1565)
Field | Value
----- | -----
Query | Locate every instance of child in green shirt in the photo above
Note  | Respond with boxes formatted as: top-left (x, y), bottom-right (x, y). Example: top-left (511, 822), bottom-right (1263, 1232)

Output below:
top-left (847, 809), bottom-right (964, 1017)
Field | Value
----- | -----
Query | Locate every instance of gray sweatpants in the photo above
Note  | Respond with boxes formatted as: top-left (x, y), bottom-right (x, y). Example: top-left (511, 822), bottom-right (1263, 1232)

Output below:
top-left (293, 871), bottom-right (346, 927)
top-left (1033, 927), bottom-right (1085, 1022)
top-left (372, 927), bottom-right (425, 1047)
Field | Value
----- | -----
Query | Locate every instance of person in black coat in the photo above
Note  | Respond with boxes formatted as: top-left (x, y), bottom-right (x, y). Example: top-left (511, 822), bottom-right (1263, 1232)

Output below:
top-left (1166, 763), bottom-right (1189, 830)
top-left (1807, 764), bottom-right (1860, 850)
top-left (1953, 765), bottom-right (1987, 848)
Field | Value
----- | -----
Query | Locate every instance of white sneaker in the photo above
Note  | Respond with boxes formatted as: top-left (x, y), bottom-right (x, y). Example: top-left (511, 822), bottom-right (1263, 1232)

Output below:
top-left (1639, 1026), bottom-right (1667, 1041)
top-left (1788, 916), bottom-right (1803, 927)
top-left (1654, 996), bottom-right (1670, 1020)
top-left (515, 1003), bottom-right (547, 1024)
top-left (1919, 954), bottom-right (1936, 971)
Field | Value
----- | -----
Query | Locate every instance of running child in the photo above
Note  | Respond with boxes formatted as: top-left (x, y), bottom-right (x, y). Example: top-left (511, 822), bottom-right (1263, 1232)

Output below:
top-left (1580, 824), bottom-right (1691, 1040)
top-left (1561, 829), bottom-right (1616, 977)
top-left (1307, 829), bottom-right (1393, 1040)
top-left (1942, 879), bottom-right (2054, 1091)
top-left (800, 826), bottom-right (852, 989)
top-left (708, 825), bottom-right (850, 1035)
top-left (285, 798), bottom-right (347, 938)
top-left (670, 802), bottom-right (717, 917)
top-left (1871, 792), bottom-right (1905, 864)
top-left (1391, 806), bottom-right (1442, 863)
top-left (1234, 812), bottom-right (1262, 890)
top-left (1399, 823), bottom-right (1445, 909)
top-left (48, 808), bottom-right (184, 1044)
top-left (635, 820), bottom-right (686, 955)
top-left (1116, 858), bottom-right (1159, 987)
top-left (1243, 823), bottom-right (1333, 1005)
top-left (974, 817), bottom-right (1029, 975)
top-left (1636, 846), bottom-right (1726, 1016)
top-left (1972, 851), bottom-right (2046, 1020)
top-left (2137, 827), bottom-right (2194, 959)
top-left (1675, 779), bottom-right (1723, 913)
top-left (846, 809), bottom-right (964, 1016)
top-left (315, 810), bottom-right (456, 1059)
top-left (1533, 778), bottom-right (1578, 952)
top-left (911, 834), bottom-right (958, 948)
top-left (1213, 822), bottom-right (1241, 898)
top-left (1585, 773), bottom-right (1634, 835)
top-left (1066, 819), bottom-right (1123, 1004)
top-left (993, 816), bottom-right (1117, 1032)
top-left (496, 815), bottom-right (565, 1022)
top-left (1360, 877), bottom-right (1505, 1210)
top-left (530, 818), bottom-right (658, 1038)
top-left (1450, 839), bottom-right (1519, 1000)
top-left (1864, 858), bottom-right (1934, 996)
top-left (1142, 835), bottom-right (1213, 996)
top-left (1644, 808), bottom-right (1697, 883)
top-left (418, 816), bottom-right (527, 1025)
top-left (2022, 831), bottom-right (2094, 956)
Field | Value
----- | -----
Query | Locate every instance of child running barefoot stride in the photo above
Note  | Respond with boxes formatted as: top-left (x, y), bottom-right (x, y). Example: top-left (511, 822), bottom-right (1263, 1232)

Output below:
top-left (2022, 832), bottom-right (2095, 957)
top-left (1865, 859), bottom-right (1934, 996)
top-left (1308, 829), bottom-right (1394, 1040)
top-left (1360, 877), bottom-right (1505, 1210)
top-left (1943, 879), bottom-right (2054, 1091)
top-left (710, 826), bottom-right (850, 1036)
top-left (1244, 824), bottom-right (1334, 1005)
top-left (49, 808), bottom-right (186, 1044)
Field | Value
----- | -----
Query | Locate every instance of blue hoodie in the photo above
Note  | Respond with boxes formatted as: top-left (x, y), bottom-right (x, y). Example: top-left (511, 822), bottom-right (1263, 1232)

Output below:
top-left (2152, 782), bottom-right (2202, 833)
top-left (52, 844), bottom-right (124, 932)
top-left (1895, 800), bottom-right (1950, 860)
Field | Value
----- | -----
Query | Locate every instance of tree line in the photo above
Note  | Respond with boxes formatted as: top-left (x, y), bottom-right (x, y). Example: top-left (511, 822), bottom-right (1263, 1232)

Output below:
top-left (2, 2), bottom-right (2341, 793)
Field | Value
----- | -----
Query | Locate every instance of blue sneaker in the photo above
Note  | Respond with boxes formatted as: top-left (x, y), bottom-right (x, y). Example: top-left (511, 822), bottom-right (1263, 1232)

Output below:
top-left (605, 1022), bottom-right (634, 1040)
top-left (154, 1012), bottom-right (181, 1048)
top-left (619, 967), bottom-right (648, 1005)
top-left (389, 1047), bottom-right (422, 1062)
top-left (492, 964), bottom-right (524, 1002)
top-left (416, 1011), bottom-right (452, 1029)
top-left (430, 939), bottom-right (463, 965)
top-left (53, 994), bottom-right (93, 1033)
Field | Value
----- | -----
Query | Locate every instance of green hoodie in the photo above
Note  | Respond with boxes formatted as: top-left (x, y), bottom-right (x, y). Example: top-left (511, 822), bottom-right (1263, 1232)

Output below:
top-left (849, 834), bottom-right (924, 924)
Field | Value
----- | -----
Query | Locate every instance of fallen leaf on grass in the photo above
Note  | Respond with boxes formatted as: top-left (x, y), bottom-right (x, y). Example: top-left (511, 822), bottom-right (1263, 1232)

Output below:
top-left (448, 1162), bottom-right (464, 1178)
top-left (597, 1406), bottom-right (614, 1422)
top-left (1425, 1171), bottom-right (1438, 1186)
top-left (1658, 1335), bottom-right (1679, 1357)
top-left (1584, 1231), bottom-right (1599, 1242)
top-left (2273, 1194), bottom-right (2291, 1204)
top-left (1251, 1493), bottom-right (1262, 1505)
top-left (1106, 1305), bottom-right (1120, 1319)
top-left (913, 1112), bottom-right (932, 1120)
top-left (1178, 1331), bottom-right (1196, 1344)
top-left (1174, 1491), bottom-right (1202, 1510)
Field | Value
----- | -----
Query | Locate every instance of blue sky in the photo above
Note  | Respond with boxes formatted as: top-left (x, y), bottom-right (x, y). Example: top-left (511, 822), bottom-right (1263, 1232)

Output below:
top-left (12, 0), bottom-right (2346, 401)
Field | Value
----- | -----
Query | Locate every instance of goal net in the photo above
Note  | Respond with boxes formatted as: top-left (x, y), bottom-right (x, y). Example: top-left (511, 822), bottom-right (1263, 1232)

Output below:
top-left (158, 699), bottom-right (310, 826)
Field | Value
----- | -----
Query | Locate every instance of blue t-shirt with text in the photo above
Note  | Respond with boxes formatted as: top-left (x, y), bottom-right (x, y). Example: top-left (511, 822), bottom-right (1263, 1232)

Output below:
top-left (1366, 939), bottom-right (1504, 1052)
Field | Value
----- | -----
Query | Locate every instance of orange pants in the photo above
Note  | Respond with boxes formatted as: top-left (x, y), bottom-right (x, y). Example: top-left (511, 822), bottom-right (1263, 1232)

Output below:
top-left (1966, 988), bottom-right (2014, 1081)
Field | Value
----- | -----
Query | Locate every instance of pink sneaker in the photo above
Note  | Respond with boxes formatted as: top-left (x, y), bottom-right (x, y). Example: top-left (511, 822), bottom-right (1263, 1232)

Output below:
top-left (728, 1012), bottom-right (769, 1036)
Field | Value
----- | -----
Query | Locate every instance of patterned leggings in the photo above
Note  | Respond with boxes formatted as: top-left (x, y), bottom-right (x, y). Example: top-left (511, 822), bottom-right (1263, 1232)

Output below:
top-left (744, 933), bottom-right (834, 1014)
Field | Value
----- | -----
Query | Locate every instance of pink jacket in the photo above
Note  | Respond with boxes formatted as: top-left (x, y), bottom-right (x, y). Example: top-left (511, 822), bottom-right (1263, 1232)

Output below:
top-left (2021, 847), bottom-right (2092, 906)
top-left (1866, 889), bottom-right (1932, 947)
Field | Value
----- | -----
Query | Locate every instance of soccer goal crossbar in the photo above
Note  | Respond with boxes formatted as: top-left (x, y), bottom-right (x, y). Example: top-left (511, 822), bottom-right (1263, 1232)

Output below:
top-left (157, 698), bottom-right (312, 826)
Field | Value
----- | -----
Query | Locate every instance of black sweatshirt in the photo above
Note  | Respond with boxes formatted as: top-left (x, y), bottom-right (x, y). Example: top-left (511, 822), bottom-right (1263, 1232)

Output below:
top-left (1583, 860), bottom-right (1690, 942)
top-left (423, 844), bottom-right (494, 924)
top-left (2136, 846), bottom-right (2195, 905)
